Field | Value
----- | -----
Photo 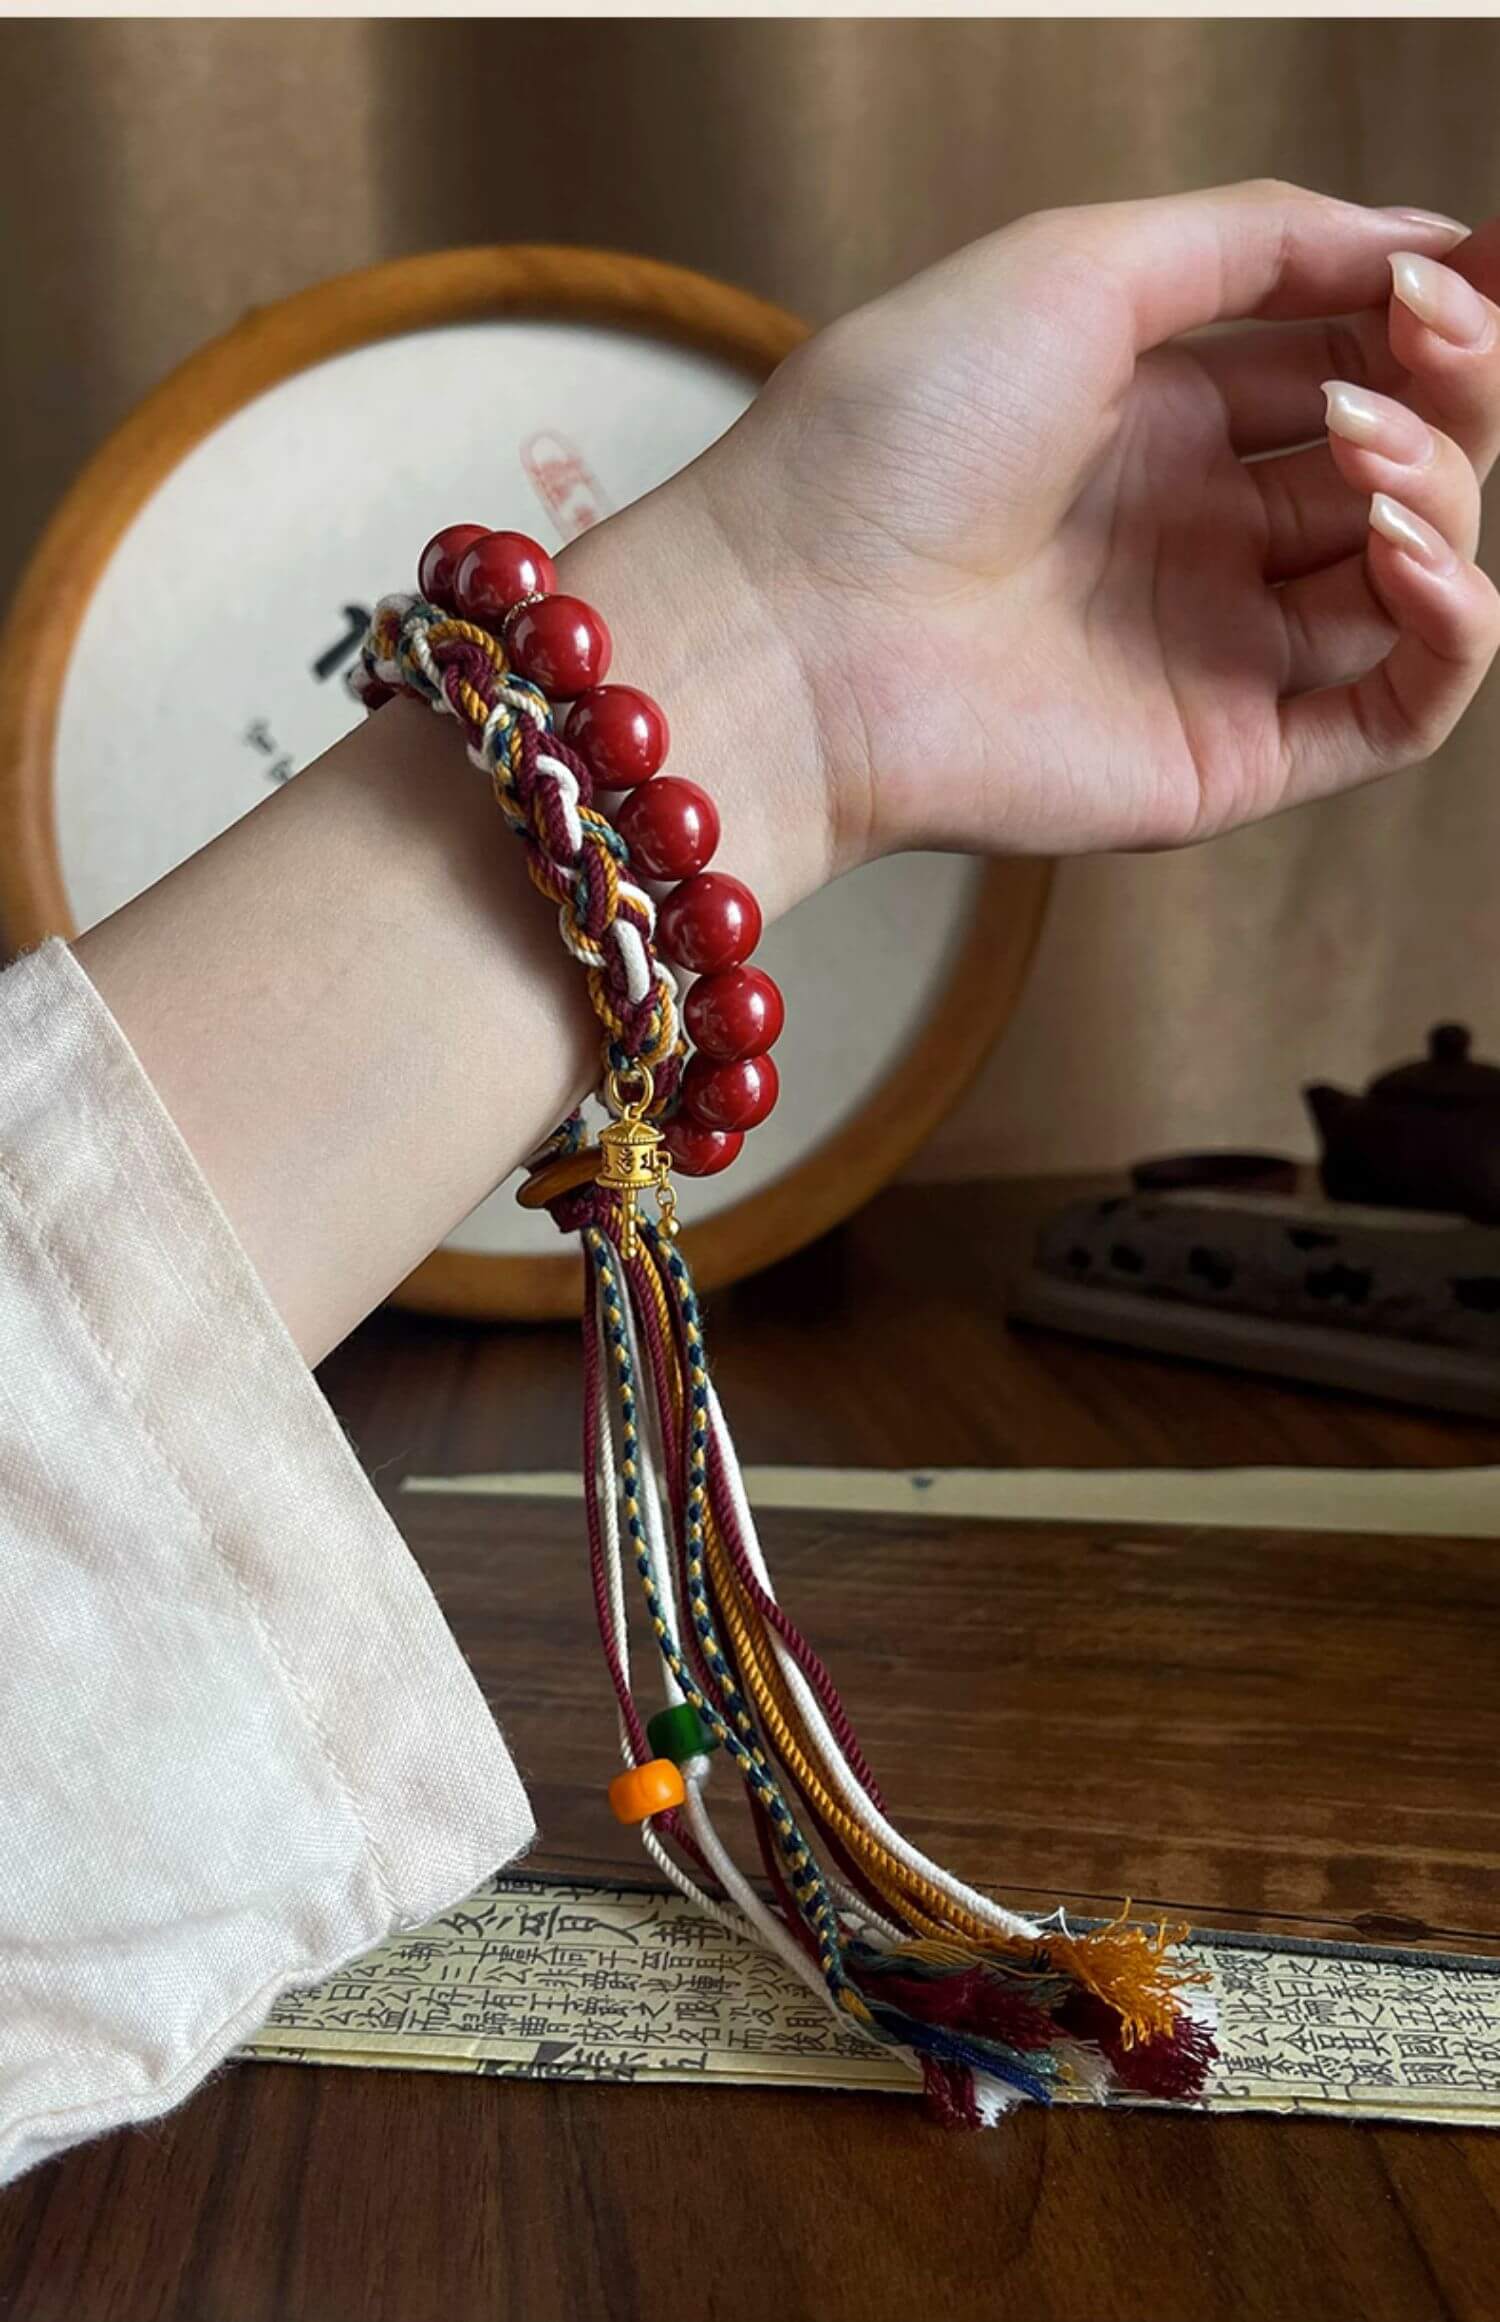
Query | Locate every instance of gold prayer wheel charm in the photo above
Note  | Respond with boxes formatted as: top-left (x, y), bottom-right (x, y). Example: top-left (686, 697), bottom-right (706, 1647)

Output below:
top-left (598, 1065), bottom-right (674, 1261)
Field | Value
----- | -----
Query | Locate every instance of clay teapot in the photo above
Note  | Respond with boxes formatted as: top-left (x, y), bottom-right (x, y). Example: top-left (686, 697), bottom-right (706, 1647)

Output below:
top-left (1305, 1023), bottom-right (1500, 1222)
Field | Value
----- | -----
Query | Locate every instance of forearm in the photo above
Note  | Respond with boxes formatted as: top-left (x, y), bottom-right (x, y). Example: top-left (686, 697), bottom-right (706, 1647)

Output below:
top-left (74, 470), bottom-right (827, 1364)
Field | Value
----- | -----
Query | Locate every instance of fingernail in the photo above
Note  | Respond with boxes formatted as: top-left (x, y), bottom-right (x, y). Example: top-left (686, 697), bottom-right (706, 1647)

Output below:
top-left (1370, 491), bottom-right (1457, 574)
top-left (1382, 207), bottom-right (1469, 248)
top-left (1390, 251), bottom-right (1495, 349)
top-left (1322, 381), bottom-right (1434, 466)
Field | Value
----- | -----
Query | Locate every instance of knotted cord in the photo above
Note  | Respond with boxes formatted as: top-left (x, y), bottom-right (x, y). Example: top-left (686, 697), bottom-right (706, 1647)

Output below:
top-left (354, 585), bottom-right (1219, 2123)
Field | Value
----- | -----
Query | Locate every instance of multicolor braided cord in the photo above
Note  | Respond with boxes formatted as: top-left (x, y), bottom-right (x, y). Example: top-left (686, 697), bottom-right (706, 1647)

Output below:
top-left (357, 594), bottom-right (684, 1173)
top-left (353, 591), bottom-right (1218, 2125)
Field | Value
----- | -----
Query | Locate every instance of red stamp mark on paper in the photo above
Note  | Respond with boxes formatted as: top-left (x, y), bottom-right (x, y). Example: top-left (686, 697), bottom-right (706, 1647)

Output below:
top-left (521, 432), bottom-right (613, 541)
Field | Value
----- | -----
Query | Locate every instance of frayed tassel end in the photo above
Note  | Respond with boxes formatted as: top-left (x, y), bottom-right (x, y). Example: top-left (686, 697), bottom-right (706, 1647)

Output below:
top-left (1043, 1910), bottom-right (1208, 2049)
top-left (1057, 1987), bottom-right (1219, 2102)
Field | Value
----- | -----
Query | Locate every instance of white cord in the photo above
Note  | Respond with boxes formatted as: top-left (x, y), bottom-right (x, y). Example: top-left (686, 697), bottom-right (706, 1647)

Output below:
top-left (534, 748), bottom-right (584, 860)
top-left (681, 1765), bottom-right (840, 2006)
top-left (638, 1815), bottom-right (744, 1932)
top-left (827, 1876), bottom-right (908, 1948)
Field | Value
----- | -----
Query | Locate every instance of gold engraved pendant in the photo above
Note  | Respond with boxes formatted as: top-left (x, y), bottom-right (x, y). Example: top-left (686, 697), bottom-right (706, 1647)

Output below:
top-left (597, 1066), bottom-right (677, 1261)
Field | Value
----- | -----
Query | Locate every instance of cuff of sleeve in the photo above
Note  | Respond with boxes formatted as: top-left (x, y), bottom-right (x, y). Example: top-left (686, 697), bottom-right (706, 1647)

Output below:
top-left (0, 940), bottom-right (534, 2177)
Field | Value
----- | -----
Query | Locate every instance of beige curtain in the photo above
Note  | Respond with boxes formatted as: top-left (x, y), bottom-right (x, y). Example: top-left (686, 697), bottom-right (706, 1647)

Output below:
top-left (3, 18), bottom-right (1498, 1178)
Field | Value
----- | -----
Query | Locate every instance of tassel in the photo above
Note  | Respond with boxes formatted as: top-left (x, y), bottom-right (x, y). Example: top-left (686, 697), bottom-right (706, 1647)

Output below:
top-left (573, 1192), bottom-right (1218, 2123)
top-left (348, 587), bottom-right (1218, 2119)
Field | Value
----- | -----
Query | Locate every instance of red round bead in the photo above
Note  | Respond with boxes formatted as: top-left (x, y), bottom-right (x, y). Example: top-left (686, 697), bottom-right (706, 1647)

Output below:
top-left (418, 523), bottom-right (489, 609)
top-left (566, 686), bottom-right (670, 789)
top-left (684, 967), bottom-right (785, 1062)
top-left (656, 873), bottom-right (762, 975)
top-left (506, 595), bottom-right (612, 696)
top-left (663, 1118), bottom-right (745, 1178)
top-left (682, 1052), bottom-right (779, 1133)
top-left (615, 779), bottom-right (720, 880)
top-left (452, 531), bottom-right (558, 625)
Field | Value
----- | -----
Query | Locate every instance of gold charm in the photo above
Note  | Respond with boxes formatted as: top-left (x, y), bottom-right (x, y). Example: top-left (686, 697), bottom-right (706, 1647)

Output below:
top-left (598, 1065), bottom-right (675, 1261)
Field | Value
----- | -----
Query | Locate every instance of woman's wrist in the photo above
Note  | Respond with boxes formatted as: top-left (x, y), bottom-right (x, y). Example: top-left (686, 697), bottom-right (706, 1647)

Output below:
top-left (72, 464), bottom-right (843, 1361)
top-left (76, 693), bottom-right (597, 1360)
top-left (553, 460), bottom-right (848, 919)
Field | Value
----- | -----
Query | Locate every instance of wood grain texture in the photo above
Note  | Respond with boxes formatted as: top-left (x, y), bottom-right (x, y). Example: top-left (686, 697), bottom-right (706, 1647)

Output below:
top-left (0, 239), bottom-right (1052, 1321)
top-left (383, 1493), bottom-right (1500, 1951)
top-left (4, 1175), bottom-right (1499, 2321)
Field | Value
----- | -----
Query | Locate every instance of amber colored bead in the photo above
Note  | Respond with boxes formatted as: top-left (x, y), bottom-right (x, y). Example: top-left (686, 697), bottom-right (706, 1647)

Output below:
top-left (507, 594), bottom-right (612, 695)
top-left (608, 1757), bottom-right (687, 1825)
top-left (417, 523), bottom-right (489, 609)
top-left (452, 531), bottom-right (558, 625)
top-left (656, 873), bottom-right (762, 975)
top-left (615, 778), bottom-right (720, 879)
top-left (682, 1052), bottom-right (779, 1132)
top-left (566, 685), bottom-right (670, 789)
top-left (662, 1118), bottom-right (745, 1177)
top-left (684, 966), bottom-right (785, 1062)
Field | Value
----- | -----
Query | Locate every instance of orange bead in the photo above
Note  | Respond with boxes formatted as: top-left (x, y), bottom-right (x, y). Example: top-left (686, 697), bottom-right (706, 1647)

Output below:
top-left (608, 1757), bottom-right (687, 1824)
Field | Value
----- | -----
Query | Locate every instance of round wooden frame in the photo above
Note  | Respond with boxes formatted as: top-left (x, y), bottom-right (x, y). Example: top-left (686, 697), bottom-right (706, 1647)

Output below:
top-left (0, 244), bottom-right (1051, 1320)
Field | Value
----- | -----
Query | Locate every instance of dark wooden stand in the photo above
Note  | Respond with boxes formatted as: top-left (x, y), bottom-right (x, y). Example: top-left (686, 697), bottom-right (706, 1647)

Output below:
top-left (4, 1178), bottom-right (1498, 2322)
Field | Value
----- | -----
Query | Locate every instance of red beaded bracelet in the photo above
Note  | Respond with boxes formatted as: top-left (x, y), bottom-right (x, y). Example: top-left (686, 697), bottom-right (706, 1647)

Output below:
top-left (347, 528), bottom-right (1213, 2128)
top-left (406, 523), bottom-right (785, 1187)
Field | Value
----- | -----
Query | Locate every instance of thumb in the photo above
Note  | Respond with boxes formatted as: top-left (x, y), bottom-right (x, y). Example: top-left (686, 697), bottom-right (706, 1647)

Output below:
top-left (1062, 179), bottom-right (1469, 350)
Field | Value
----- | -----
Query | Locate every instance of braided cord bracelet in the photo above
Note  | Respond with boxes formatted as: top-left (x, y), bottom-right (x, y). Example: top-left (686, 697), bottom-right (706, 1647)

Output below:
top-left (351, 524), bottom-right (1216, 2126)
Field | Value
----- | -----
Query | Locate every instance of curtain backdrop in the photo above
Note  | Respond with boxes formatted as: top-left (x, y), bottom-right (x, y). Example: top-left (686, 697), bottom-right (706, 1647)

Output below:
top-left (3, 18), bottom-right (1497, 1178)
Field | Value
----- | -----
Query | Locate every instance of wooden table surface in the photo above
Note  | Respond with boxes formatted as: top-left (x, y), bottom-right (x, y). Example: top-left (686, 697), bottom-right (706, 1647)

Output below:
top-left (5, 1177), bottom-right (1500, 2322)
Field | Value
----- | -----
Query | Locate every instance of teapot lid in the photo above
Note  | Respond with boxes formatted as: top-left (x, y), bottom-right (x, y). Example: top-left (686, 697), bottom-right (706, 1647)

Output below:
top-left (1367, 1022), bottom-right (1500, 1109)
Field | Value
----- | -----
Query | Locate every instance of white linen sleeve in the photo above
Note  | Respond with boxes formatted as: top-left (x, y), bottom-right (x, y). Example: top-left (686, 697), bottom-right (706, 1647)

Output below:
top-left (0, 938), bottom-right (534, 2184)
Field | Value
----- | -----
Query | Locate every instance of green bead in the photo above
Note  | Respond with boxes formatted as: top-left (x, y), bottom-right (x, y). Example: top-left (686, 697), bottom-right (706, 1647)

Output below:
top-left (647, 1702), bottom-right (717, 1765)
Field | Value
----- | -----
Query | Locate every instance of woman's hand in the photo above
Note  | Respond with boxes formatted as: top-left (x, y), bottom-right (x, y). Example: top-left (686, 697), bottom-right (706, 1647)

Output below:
top-left (79, 179), bottom-right (1500, 1358)
top-left (680, 180), bottom-right (1500, 871)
